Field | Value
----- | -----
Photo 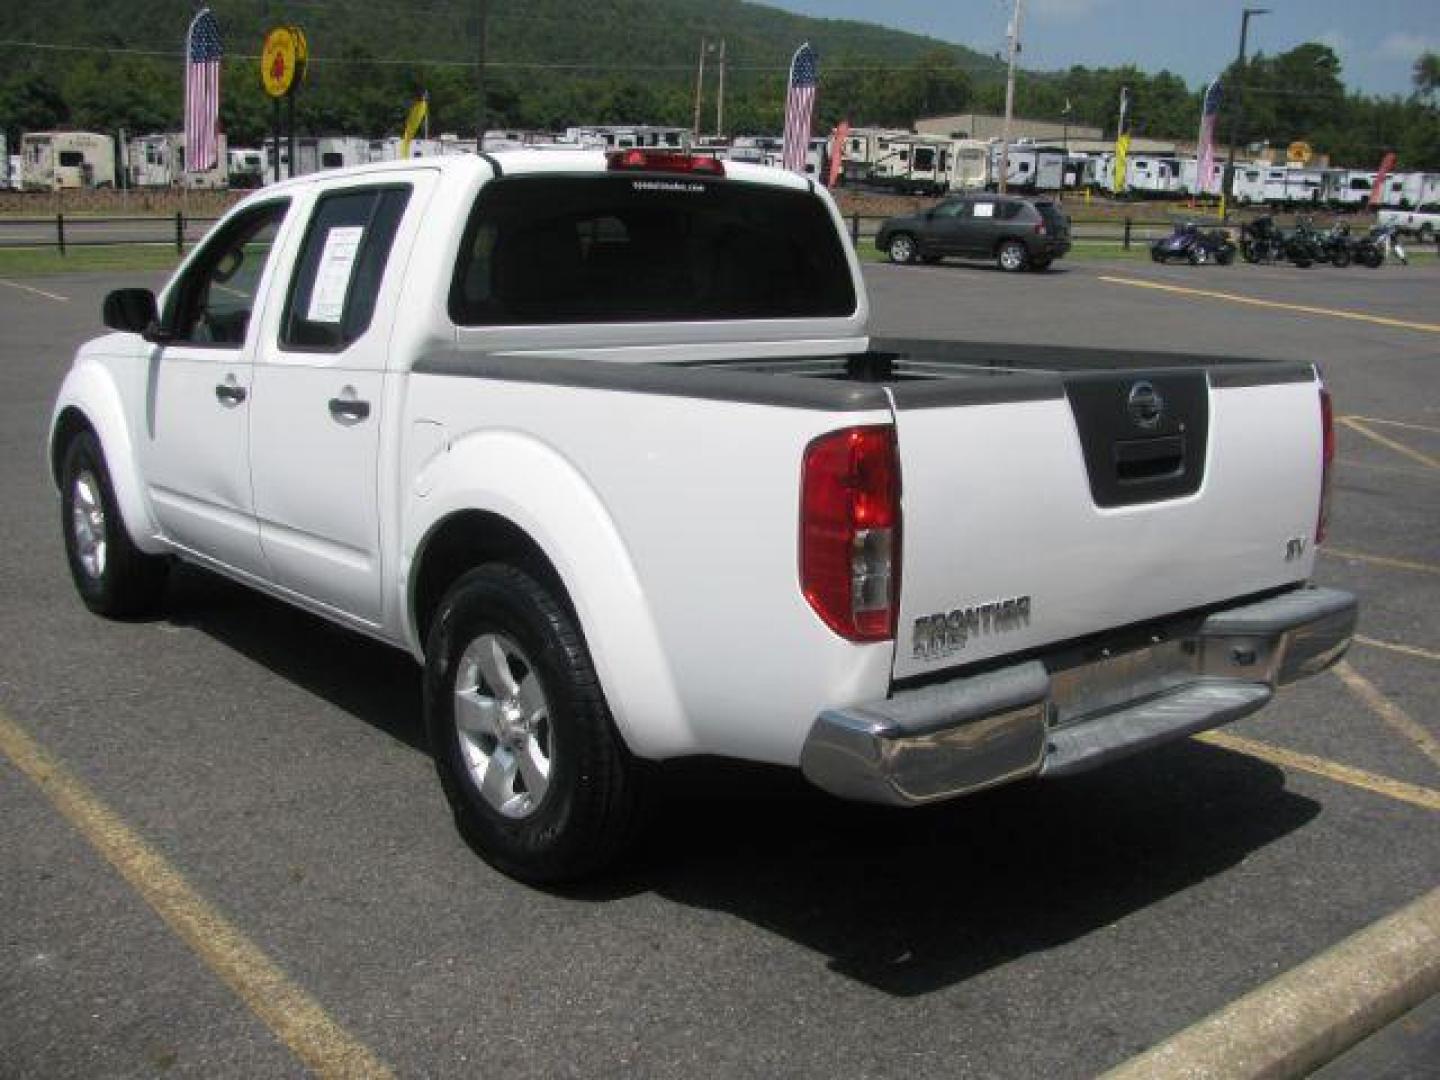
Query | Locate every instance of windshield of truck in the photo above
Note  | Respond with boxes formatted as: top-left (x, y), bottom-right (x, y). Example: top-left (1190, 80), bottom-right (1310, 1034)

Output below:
top-left (449, 173), bottom-right (857, 324)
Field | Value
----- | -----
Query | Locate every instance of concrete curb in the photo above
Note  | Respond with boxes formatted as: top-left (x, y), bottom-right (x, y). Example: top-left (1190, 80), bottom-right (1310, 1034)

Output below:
top-left (1103, 887), bottom-right (1440, 1080)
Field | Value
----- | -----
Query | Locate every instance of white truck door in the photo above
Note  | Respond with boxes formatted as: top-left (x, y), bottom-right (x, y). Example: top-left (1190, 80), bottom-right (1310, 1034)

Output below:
top-left (249, 175), bottom-right (433, 625)
top-left (140, 199), bottom-right (292, 576)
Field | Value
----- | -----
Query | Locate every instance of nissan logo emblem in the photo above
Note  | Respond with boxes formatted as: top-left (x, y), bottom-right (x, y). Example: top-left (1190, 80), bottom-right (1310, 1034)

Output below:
top-left (1127, 381), bottom-right (1164, 429)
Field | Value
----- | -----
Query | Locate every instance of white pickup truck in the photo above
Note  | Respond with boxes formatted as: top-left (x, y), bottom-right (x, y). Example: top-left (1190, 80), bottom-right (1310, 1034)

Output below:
top-left (50, 150), bottom-right (1356, 881)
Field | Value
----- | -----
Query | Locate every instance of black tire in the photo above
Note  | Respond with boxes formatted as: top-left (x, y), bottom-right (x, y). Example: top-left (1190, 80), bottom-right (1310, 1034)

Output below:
top-left (424, 564), bottom-right (649, 883)
top-left (1217, 248), bottom-right (1235, 266)
top-left (60, 430), bottom-right (168, 617)
top-left (886, 233), bottom-right (918, 264)
top-left (1330, 247), bottom-right (1351, 268)
top-left (996, 239), bottom-right (1028, 272)
top-left (1150, 248), bottom-right (1164, 263)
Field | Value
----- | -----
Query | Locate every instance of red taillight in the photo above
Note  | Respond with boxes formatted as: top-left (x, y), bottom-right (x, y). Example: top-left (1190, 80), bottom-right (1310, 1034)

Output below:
top-left (1034, 221), bottom-right (1047, 235)
top-left (800, 426), bottom-right (901, 642)
top-left (606, 149), bottom-right (725, 177)
top-left (1317, 385), bottom-right (1336, 544)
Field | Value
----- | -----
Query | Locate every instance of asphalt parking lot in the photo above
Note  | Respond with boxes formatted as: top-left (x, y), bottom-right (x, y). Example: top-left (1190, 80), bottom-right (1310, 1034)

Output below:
top-left (2, 256), bottom-right (1437, 1077)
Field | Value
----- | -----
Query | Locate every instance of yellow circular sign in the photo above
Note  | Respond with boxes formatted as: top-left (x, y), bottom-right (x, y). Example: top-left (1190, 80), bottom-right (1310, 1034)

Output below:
top-left (261, 27), bottom-right (301, 98)
top-left (1287, 140), bottom-right (1312, 164)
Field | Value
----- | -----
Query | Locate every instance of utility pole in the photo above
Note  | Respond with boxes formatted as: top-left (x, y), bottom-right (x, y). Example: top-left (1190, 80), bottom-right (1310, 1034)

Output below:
top-left (476, 0), bottom-right (488, 152)
top-left (999, 0), bottom-right (1023, 194)
top-left (692, 37), bottom-right (708, 141)
top-left (1225, 8), bottom-right (1269, 182)
top-left (715, 39), bottom-right (726, 138)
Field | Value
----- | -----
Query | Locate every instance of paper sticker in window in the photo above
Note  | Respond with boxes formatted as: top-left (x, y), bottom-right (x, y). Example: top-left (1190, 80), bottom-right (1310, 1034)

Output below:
top-left (307, 226), bottom-right (365, 323)
top-left (973, 203), bottom-right (995, 218)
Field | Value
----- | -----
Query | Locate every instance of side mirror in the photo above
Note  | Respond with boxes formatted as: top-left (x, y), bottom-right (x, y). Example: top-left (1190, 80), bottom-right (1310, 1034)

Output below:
top-left (102, 288), bottom-right (159, 335)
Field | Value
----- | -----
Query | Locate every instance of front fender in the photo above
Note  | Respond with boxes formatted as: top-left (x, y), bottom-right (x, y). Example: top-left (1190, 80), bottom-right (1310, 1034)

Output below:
top-left (49, 358), bottom-right (164, 555)
top-left (403, 429), bottom-right (691, 760)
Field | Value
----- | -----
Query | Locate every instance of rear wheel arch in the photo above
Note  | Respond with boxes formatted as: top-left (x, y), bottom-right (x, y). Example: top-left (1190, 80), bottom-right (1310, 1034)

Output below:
top-left (411, 510), bottom-right (570, 653)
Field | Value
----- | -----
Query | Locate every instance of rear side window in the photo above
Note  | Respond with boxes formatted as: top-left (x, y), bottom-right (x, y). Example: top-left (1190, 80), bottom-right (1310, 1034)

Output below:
top-left (281, 186), bottom-right (412, 351)
top-left (450, 174), bottom-right (857, 325)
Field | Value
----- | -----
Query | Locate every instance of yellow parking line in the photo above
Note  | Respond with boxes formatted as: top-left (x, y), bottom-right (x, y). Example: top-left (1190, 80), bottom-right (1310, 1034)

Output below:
top-left (1344, 415), bottom-right (1440, 436)
top-left (1338, 458), bottom-right (1440, 481)
top-left (1196, 730), bottom-right (1440, 812)
top-left (1355, 635), bottom-right (1440, 664)
top-left (0, 707), bottom-right (393, 1079)
top-left (1332, 660), bottom-right (1440, 771)
top-left (0, 278), bottom-right (69, 302)
top-left (1321, 547), bottom-right (1440, 576)
top-left (1340, 416), bottom-right (1440, 471)
top-left (1098, 275), bottom-right (1440, 333)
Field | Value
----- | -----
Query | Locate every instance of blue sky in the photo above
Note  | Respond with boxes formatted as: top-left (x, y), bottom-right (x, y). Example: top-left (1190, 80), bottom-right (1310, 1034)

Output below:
top-left (765, 0), bottom-right (1438, 97)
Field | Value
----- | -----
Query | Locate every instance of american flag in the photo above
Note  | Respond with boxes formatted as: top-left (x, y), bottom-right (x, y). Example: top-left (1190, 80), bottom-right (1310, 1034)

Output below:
top-left (185, 8), bottom-right (223, 173)
top-left (1195, 79), bottom-right (1223, 195)
top-left (781, 43), bottom-right (818, 173)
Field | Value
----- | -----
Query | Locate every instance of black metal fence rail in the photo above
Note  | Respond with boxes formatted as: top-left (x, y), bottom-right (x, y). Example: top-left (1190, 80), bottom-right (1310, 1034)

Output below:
top-left (0, 212), bottom-right (1185, 256)
top-left (843, 214), bottom-right (1182, 249)
top-left (0, 214), bottom-right (220, 254)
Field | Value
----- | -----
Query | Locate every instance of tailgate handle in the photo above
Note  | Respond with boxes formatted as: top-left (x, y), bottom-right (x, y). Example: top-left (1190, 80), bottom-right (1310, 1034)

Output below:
top-left (1114, 436), bottom-right (1184, 484)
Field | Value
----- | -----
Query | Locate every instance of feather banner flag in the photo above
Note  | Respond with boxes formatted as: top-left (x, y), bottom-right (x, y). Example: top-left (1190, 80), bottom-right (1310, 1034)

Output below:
top-left (400, 93), bottom-right (429, 159)
top-left (1196, 79), bottom-right (1223, 195)
top-left (781, 42), bottom-right (818, 174)
top-left (826, 119), bottom-right (850, 188)
top-left (184, 7), bottom-right (223, 172)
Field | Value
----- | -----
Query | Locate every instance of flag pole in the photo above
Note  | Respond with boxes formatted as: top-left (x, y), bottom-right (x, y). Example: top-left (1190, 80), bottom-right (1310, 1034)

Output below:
top-left (999, 0), bottom-right (1023, 195)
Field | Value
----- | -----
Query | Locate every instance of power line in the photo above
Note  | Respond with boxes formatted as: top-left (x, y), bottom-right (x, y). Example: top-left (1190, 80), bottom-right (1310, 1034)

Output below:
top-left (0, 37), bottom-right (990, 73)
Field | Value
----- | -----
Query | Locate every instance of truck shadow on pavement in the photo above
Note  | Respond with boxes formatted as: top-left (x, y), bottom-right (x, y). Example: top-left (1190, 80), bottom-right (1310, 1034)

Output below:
top-left (165, 564), bottom-right (1320, 998)
top-left (635, 749), bottom-right (1319, 996)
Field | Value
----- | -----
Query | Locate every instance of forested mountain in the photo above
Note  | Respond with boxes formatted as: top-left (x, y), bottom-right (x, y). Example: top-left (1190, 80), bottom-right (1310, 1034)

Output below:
top-left (1, 1), bottom-right (1436, 169)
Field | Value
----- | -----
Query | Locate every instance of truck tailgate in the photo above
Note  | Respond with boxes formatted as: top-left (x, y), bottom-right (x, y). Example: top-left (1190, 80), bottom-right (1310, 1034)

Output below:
top-left (890, 364), bottom-right (1324, 681)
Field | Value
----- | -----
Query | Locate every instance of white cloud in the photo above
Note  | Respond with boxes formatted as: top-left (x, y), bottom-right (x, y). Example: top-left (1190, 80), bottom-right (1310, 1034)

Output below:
top-left (1374, 31), bottom-right (1437, 61)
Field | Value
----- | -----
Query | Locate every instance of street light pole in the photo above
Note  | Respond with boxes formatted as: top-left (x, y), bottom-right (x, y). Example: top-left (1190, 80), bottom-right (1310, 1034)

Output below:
top-left (1225, 7), bottom-right (1269, 178)
top-left (475, 0), bottom-right (488, 152)
top-left (999, 0), bottom-right (1024, 194)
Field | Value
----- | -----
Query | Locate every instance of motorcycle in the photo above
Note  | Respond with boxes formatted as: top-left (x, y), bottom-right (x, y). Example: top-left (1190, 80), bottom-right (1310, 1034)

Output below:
top-left (1240, 216), bottom-right (1314, 267)
top-left (1315, 222), bottom-right (1354, 268)
top-left (1365, 224), bottom-right (1409, 267)
top-left (1335, 226), bottom-right (1385, 269)
top-left (1150, 222), bottom-right (1236, 265)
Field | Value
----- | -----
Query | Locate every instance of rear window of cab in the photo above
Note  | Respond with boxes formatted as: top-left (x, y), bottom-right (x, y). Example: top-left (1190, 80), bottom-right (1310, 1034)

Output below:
top-left (449, 174), bottom-right (857, 325)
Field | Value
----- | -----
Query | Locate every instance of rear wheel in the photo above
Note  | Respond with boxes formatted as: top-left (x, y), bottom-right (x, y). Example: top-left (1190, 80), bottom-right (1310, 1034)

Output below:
top-left (997, 240), bottom-right (1027, 272)
top-left (424, 564), bottom-right (649, 883)
top-left (60, 430), bottom-right (168, 617)
top-left (886, 233), bottom-right (917, 264)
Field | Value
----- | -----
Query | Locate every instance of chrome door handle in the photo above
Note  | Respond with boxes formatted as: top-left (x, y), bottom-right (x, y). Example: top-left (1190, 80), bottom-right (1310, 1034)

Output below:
top-left (328, 397), bottom-right (371, 423)
top-left (215, 381), bottom-right (247, 406)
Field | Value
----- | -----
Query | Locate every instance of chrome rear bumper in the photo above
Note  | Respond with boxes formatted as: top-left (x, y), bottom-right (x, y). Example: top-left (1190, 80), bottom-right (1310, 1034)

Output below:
top-left (800, 586), bottom-right (1357, 806)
